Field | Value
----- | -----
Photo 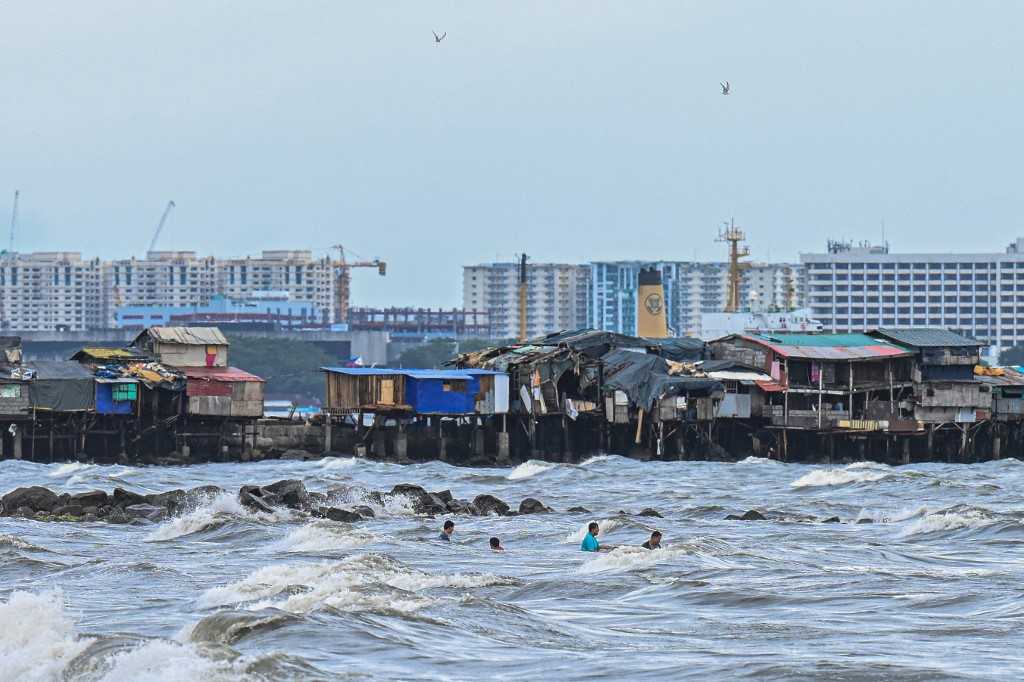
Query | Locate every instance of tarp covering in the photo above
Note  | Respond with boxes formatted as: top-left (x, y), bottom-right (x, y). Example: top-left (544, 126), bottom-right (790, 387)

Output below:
top-left (25, 361), bottom-right (95, 412)
top-left (600, 349), bottom-right (723, 409)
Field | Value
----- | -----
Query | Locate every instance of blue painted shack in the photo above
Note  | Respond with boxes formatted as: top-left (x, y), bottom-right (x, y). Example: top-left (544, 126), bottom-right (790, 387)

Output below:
top-left (95, 378), bottom-right (139, 415)
top-left (322, 367), bottom-right (508, 416)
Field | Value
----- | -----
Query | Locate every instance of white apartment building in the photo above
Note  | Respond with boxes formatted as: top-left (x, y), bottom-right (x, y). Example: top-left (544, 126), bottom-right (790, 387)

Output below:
top-left (0, 250), bottom-right (348, 331)
top-left (741, 263), bottom-right (804, 313)
top-left (801, 239), bottom-right (1024, 351)
top-left (462, 262), bottom-right (590, 339)
top-left (0, 253), bottom-right (104, 331)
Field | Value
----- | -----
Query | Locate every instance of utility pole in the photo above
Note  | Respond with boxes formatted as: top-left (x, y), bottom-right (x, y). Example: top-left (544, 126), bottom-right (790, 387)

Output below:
top-left (518, 254), bottom-right (528, 342)
top-left (716, 218), bottom-right (750, 313)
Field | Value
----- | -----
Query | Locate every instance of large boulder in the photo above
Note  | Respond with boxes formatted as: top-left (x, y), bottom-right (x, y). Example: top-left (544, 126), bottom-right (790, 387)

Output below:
top-left (124, 504), bottom-right (167, 521)
top-left (638, 508), bottom-right (663, 518)
top-left (238, 486), bottom-right (278, 514)
top-left (389, 484), bottom-right (446, 514)
top-left (112, 488), bottom-right (147, 508)
top-left (470, 494), bottom-right (510, 516)
top-left (238, 480), bottom-right (308, 513)
top-left (261, 480), bottom-right (309, 509)
top-left (70, 490), bottom-right (109, 509)
top-left (313, 507), bottom-right (362, 523)
top-left (146, 489), bottom-right (187, 513)
top-left (726, 509), bottom-right (767, 521)
top-left (518, 498), bottom-right (552, 514)
top-left (2, 486), bottom-right (61, 514)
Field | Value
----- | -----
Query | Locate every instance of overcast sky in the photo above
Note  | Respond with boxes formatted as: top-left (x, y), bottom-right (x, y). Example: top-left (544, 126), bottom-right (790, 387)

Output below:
top-left (0, 1), bottom-right (1021, 307)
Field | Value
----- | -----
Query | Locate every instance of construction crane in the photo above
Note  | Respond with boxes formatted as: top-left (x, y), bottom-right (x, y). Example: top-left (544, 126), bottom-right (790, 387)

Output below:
top-left (147, 200), bottom-right (176, 255)
top-left (331, 244), bottom-right (386, 324)
top-left (716, 218), bottom-right (751, 313)
top-left (518, 253), bottom-right (528, 342)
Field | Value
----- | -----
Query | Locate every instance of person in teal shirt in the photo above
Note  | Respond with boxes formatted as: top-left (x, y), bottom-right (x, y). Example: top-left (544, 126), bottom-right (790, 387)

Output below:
top-left (581, 521), bottom-right (601, 551)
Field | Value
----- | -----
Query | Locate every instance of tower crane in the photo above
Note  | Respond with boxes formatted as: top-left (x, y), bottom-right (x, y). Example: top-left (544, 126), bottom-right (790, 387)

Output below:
top-left (147, 200), bottom-right (176, 255)
top-left (331, 244), bottom-right (386, 324)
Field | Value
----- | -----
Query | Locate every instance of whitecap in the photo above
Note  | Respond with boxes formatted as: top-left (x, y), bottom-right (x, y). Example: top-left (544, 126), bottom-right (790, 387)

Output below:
top-left (320, 457), bottom-right (357, 470)
top-left (507, 460), bottom-right (555, 480)
top-left (576, 545), bottom-right (691, 574)
top-left (898, 506), bottom-right (999, 538)
top-left (47, 462), bottom-right (95, 478)
top-left (272, 521), bottom-right (378, 553)
top-left (0, 590), bottom-right (92, 682)
top-left (736, 456), bottom-right (781, 466)
top-left (790, 464), bottom-right (891, 488)
top-left (579, 455), bottom-right (611, 466)
top-left (199, 554), bottom-right (514, 615)
top-left (95, 638), bottom-right (246, 682)
top-left (0, 533), bottom-right (48, 552)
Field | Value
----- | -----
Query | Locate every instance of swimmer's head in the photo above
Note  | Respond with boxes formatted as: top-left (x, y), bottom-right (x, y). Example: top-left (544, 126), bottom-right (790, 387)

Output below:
top-left (588, 522), bottom-right (599, 535)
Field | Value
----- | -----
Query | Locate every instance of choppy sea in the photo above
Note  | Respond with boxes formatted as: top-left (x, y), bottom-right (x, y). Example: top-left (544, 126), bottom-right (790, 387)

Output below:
top-left (2, 455), bottom-right (1023, 680)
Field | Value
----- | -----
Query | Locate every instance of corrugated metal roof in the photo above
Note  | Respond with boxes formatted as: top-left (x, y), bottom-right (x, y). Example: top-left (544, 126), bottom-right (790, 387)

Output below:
top-left (137, 327), bottom-right (229, 346)
top-left (183, 366), bottom-right (262, 382)
top-left (871, 328), bottom-right (984, 348)
top-left (739, 333), bottom-right (913, 360)
top-left (321, 367), bottom-right (503, 380)
top-left (95, 377), bottom-right (138, 384)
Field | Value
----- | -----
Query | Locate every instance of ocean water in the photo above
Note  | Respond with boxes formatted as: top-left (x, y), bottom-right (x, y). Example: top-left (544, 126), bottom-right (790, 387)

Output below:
top-left (1, 455), bottom-right (1023, 680)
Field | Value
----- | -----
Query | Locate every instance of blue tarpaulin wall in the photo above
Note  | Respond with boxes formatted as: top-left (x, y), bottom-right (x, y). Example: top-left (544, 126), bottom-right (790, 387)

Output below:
top-left (95, 382), bottom-right (137, 415)
top-left (405, 375), bottom-right (480, 414)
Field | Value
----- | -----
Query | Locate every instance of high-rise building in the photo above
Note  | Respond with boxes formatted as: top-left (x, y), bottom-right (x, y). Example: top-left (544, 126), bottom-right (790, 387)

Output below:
top-left (801, 238), bottom-right (1024, 351)
top-left (0, 249), bottom-right (356, 331)
top-left (462, 262), bottom-right (590, 339)
top-left (0, 253), bottom-right (103, 331)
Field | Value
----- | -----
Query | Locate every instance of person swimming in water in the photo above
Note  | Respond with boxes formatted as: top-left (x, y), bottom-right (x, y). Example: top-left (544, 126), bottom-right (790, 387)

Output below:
top-left (641, 531), bottom-right (662, 550)
top-left (439, 519), bottom-right (454, 542)
top-left (489, 537), bottom-right (504, 551)
top-left (581, 521), bottom-right (601, 552)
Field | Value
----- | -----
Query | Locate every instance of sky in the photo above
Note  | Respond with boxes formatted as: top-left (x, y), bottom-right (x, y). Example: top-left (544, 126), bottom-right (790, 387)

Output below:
top-left (0, 1), bottom-right (1021, 307)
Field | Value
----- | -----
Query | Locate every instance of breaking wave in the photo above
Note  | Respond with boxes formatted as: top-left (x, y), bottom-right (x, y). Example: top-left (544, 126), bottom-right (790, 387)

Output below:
top-left (0, 533), bottom-right (48, 552)
top-left (507, 460), bottom-right (556, 480)
top-left (737, 456), bottom-right (781, 466)
top-left (896, 504), bottom-right (1005, 538)
top-left (47, 462), bottom-right (96, 479)
top-left (562, 518), bottom-right (626, 544)
top-left (146, 492), bottom-right (292, 542)
top-left (0, 590), bottom-right (91, 682)
top-left (790, 462), bottom-right (893, 488)
top-left (272, 521), bottom-right (378, 553)
top-left (579, 455), bottom-right (611, 467)
top-left (199, 553), bottom-right (515, 615)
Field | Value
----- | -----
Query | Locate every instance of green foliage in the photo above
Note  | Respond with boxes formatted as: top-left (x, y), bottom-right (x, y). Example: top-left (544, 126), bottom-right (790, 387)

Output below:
top-left (226, 336), bottom-right (334, 401)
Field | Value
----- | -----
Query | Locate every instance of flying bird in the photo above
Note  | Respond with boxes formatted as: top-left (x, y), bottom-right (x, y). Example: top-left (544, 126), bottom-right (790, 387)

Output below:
top-left (433, 31), bottom-right (446, 43)
top-left (720, 81), bottom-right (731, 95)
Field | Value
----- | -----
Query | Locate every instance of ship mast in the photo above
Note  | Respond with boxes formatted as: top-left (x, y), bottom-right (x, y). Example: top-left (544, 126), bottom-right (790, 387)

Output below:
top-left (716, 218), bottom-right (750, 313)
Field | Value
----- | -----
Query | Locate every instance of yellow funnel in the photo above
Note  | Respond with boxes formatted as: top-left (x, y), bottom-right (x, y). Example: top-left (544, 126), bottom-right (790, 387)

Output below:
top-left (637, 267), bottom-right (669, 338)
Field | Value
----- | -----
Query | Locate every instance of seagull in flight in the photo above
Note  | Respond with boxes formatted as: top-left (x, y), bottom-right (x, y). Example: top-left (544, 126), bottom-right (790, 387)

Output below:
top-left (720, 81), bottom-right (731, 95)
top-left (433, 31), bottom-right (446, 43)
